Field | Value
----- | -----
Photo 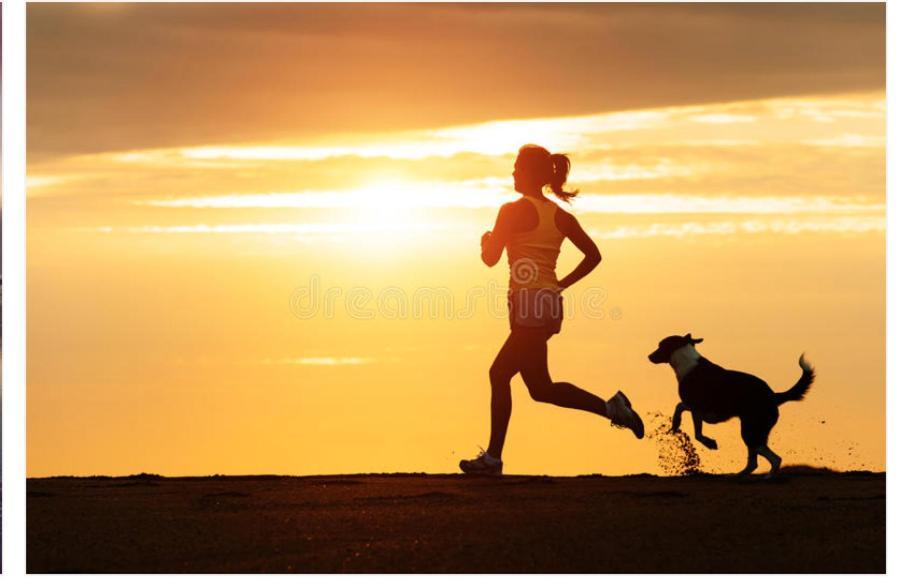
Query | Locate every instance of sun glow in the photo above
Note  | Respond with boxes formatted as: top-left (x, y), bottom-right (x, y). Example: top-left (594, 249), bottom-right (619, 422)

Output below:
top-left (344, 180), bottom-right (425, 235)
top-left (138, 181), bottom-right (513, 210)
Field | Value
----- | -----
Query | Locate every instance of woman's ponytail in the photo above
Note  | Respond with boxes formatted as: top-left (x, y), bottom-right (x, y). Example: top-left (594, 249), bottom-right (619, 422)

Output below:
top-left (515, 144), bottom-right (580, 203)
top-left (549, 153), bottom-right (578, 203)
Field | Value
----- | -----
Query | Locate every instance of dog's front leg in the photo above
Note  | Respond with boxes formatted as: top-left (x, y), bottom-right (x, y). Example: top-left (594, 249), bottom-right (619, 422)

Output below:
top-left (692, 411), bottom-right (718, 450)
top-left (671, 402), bottom-right (688, 433)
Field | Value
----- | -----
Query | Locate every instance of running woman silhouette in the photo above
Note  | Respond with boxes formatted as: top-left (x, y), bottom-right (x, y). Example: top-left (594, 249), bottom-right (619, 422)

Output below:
top-left (459, 145), bottom-right (644, 475)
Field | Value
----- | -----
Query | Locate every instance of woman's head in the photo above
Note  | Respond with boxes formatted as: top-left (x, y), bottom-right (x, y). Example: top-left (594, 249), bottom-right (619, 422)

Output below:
top-left (512, 144), bottom-right (578, 202)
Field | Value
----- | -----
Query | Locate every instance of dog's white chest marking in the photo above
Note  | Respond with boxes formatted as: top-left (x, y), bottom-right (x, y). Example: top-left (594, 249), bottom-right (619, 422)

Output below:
top-left (669, 345), bottom-right (701, 381)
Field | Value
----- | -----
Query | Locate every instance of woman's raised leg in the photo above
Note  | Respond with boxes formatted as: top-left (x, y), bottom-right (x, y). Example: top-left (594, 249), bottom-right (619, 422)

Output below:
top-left (518, 328), bottom-right (609, 418)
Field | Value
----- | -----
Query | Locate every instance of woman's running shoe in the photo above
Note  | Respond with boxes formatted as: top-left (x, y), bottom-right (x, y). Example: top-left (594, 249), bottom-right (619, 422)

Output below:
top-left (607, 390), bottom-right (645, 439)
top-left (459, 449), bottom-right (503, 475)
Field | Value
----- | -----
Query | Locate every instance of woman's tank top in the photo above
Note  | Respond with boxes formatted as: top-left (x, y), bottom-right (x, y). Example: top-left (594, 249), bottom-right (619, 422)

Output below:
top-left (506, 196), bottom-right (565, 291)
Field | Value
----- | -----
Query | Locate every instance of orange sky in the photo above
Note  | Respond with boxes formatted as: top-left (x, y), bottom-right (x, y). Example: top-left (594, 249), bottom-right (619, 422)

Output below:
top-left (26, 3), bottom-right (885, 477)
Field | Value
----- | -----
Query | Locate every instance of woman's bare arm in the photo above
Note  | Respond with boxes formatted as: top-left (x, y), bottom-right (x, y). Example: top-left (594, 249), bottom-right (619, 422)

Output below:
top-left (481, 203), bottom-right (516, 267)
top-left (557, 212), bottom-right (601, 290)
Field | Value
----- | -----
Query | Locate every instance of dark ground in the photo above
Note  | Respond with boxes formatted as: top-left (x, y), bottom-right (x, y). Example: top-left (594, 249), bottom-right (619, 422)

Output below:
top-left (27, 468), bottom-right (884, 573)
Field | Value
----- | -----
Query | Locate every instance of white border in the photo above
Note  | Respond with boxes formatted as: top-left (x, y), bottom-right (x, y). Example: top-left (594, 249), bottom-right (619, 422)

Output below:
top-left (2, 0), bottom-right (27, 578)
top-left (2, 0), bottom-right (896, 581)
top-left (885, 0), bottom-right (898, 580)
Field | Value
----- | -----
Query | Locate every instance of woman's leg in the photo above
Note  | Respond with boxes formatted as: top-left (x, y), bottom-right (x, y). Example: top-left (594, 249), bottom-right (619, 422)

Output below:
top-left (487, 332), bottom-right (522, 459)
top-left (518, 328), bottom-right (610, 418)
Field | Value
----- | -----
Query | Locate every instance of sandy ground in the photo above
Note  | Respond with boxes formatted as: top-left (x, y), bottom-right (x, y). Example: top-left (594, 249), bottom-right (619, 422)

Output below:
top-left (27, 468), bottom-right (884, 573)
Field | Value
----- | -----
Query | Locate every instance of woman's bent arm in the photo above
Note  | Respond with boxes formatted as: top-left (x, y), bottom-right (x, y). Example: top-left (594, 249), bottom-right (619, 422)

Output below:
top-left (557, 213), bottom-right (601, 290)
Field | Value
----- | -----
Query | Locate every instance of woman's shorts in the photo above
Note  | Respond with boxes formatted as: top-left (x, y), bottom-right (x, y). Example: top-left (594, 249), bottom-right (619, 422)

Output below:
top-left (507, 288), bottom-right (564, 336)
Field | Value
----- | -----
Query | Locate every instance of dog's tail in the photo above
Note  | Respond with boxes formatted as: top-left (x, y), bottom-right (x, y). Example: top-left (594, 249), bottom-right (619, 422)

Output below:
top-left (774, 354), bottom-right (815, 406)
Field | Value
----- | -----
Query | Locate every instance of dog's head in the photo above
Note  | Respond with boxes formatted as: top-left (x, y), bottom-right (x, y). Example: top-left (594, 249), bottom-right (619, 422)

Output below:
top-left (648, 333), bottom-right (704, 364)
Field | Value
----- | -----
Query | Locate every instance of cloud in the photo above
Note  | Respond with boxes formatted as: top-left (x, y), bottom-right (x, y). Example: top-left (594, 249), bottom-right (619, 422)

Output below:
top-left (590, 216), bottom-right (886, 240)
top-left (28, 3), bottom-right (885, 160)
top-left (93, 223), bottom-right (448, 236)
top-left (262, 357), bottom-right (377, 366)
top-left (92, 214), bottom-right (886, 240)
top-left (803, 134), bottom-right (885, 148)
top-left (28, 92), bottom-right (886, 205)
top-left (134, 191), bottom-right (883, 216)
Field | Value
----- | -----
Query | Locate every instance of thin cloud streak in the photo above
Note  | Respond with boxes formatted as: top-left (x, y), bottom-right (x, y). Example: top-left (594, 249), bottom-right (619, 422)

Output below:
top-left (94, 223), bottom-right (449, 235)
top-left (262, 357), bottom-right (378, 366)
top-left (803, 134), bottom-right (886, 148)
top-left (591, 216), bottom-right (886, 239)
top-left (175, 109), bottom-right (668, 162)
top-left (94, 216), bottom-right (885, 239)
top-left (137, 191), bottom-right (884, 216)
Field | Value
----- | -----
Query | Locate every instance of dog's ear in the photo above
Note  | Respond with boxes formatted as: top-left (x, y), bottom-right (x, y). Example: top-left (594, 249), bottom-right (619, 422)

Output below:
top-left (684, 333), bottom-right (703, 345)
top-left (691, 337), bottom-right (704, 345)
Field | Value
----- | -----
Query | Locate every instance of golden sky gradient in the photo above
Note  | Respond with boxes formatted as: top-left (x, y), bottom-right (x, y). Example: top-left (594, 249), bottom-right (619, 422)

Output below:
top-left (27, 3), bottom-right (885, 477)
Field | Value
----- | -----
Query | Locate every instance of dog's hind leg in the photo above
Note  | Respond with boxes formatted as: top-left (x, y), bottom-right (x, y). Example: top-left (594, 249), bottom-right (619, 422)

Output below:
top-left (749, 408), bottom-right (781, 476)
top-left (739, 417), bottom-right (766, 475)
top-left (757, 445), bottom-right (782, 476)
top-left (738, 447), bottom-right (758, 475)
